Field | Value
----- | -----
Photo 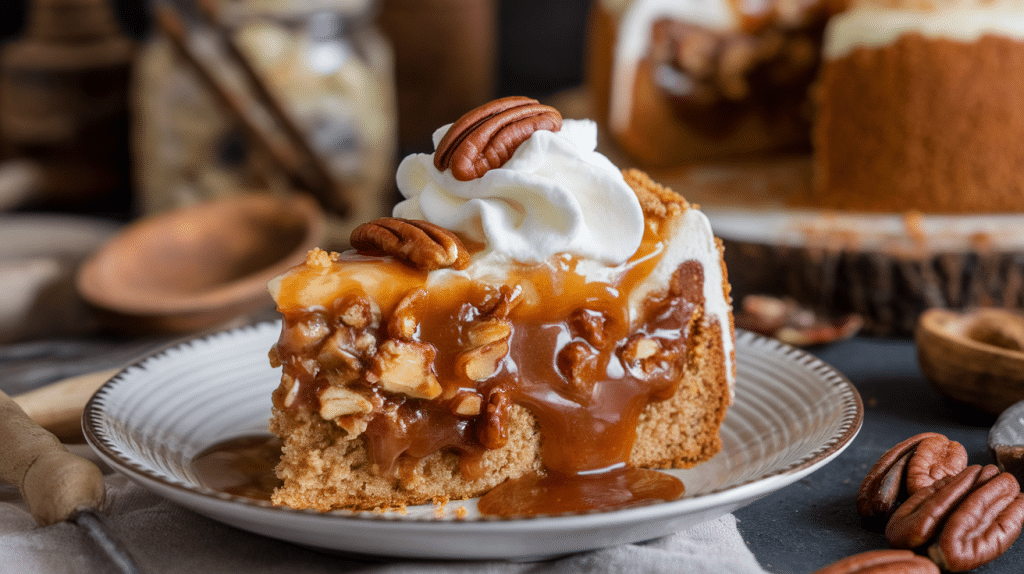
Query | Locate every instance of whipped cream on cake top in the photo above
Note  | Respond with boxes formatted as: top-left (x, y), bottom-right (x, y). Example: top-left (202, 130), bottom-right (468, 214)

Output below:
top-left (269, 106), bottom-right (736, 394)
top-left (825, 0), bottom-right (1024, 59)
top-left (394, 119), bottom-right (645, 266)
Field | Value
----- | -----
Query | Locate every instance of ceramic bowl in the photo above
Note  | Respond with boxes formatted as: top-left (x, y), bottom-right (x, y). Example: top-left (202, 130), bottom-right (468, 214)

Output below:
top-left (916, 307), bottom-right (1024, 414)
top-left (76, 193), bottom-right (324, 334)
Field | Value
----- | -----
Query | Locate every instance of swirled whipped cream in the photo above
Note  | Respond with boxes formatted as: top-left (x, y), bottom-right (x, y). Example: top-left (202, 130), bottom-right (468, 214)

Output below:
top-left (393, 119), bottom-right (645, 266)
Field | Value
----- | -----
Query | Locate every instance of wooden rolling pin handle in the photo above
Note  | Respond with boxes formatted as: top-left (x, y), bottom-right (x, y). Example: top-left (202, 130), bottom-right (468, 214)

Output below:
top-left (13, 368), bottom-right (118, 441)
top-left (0, 389), bottom-right (106, 526)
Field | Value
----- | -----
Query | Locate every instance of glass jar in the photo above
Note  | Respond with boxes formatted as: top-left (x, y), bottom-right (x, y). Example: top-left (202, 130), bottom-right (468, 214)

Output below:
top-left (134, 0), bottom-right (396, 249)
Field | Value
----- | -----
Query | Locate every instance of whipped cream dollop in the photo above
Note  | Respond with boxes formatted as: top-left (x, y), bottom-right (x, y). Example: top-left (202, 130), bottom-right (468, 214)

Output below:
top-left (393, 119), bottom-right (645, 266)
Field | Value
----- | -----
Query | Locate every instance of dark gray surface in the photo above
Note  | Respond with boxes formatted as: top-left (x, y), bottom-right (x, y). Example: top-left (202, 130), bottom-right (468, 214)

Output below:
top-left (7, 333), bottom-right (1023, 572)
top-left (735, 336), bottom-right (1021, 573)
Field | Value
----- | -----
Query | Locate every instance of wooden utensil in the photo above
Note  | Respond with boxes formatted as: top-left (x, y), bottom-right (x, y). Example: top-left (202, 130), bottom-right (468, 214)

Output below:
top-left (0, 388), bottom-right (142, 573)
top-left (916, 307), bottom-right (1024, 414)
top-left (13, 368), bottom-right (118, 442)
top-left (75, 192), bottom-right (322, 335)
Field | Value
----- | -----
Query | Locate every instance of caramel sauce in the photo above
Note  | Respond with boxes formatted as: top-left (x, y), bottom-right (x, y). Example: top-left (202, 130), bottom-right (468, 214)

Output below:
top-left (192, 435), bottom-right (283, 501)
top-left (477, 468), bottom-right (685, 517)
top-left (271, 224), bottom-right (707, 515)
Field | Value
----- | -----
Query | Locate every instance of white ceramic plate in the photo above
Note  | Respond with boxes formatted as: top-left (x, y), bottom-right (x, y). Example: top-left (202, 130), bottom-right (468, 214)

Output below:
top-left (84, 323), bottom-right (862, 560)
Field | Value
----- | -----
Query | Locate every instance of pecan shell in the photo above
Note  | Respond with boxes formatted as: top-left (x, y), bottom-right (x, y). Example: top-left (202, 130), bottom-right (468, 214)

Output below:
top-left (930, 472), bottom-right (1024, 572)
top-left (350, 217), bottom-right (469, 272)
top-left (433, 96), bottom-right (562, 181)
top-left (810, 549), bottom-right (938, 574)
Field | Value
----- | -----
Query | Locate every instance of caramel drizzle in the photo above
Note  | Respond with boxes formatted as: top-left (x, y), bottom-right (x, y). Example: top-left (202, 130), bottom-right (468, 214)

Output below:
top-left (272, 226), bottom-right (705, 505)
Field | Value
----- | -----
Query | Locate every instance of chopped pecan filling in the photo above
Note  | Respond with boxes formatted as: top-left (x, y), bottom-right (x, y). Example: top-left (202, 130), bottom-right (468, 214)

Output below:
top-left (270, 245), bottom-right (709, 480)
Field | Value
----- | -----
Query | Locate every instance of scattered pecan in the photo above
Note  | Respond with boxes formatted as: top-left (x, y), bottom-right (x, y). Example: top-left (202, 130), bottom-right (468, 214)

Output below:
top-left (858, 432), bottom-right (967, 519)
top-left (810, 549), bottom-right (939, 574)
top-left (433, 96), bottom-right (562, 181)
top-left (906, 435), bottom-right (969, 496)
top-left (929, 472), bottom-right (1024, 572)
top-left (886, 465), bottom-right (998, 549)
top-left (351, 217), bottom-right (469, 272)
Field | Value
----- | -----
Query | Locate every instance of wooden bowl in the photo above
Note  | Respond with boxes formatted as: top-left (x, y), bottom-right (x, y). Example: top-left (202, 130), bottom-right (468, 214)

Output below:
top-left (916, 307), bottom-right (1024, 414)
top-left (76, 193), bottom-right (324, 334)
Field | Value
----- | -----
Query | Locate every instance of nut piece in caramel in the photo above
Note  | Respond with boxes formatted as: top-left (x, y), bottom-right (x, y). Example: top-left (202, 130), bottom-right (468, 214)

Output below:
top-left (319, 386), bottom-right (373, 420)
top-left (367, 339), bottom-right (442, 400)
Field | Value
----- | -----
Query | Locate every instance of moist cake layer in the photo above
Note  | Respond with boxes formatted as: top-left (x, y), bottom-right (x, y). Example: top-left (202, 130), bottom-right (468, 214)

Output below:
top-left (591, 0), bottom-right (843, 166)
top-left (811, 32), bottom-right (1024, 213)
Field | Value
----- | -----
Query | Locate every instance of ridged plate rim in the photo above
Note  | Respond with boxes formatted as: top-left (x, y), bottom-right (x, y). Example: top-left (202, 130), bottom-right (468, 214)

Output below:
top-left (83, 323), bottom-right (862, 555)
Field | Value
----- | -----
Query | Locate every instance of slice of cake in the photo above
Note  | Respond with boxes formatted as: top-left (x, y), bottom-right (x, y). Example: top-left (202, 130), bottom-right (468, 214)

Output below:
top-left (588, 0), bottom-right (846, 167)
top-left (811, 0), bottom-right (1024, 213)
top-left (267, 97), bottom-right (735, 514)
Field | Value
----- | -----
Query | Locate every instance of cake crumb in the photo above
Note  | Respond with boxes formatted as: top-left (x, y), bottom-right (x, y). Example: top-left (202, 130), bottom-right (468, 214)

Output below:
top-left (306, 248), bottom-right (333, 268)
top-left (455, 505), bottom-right (468, 519)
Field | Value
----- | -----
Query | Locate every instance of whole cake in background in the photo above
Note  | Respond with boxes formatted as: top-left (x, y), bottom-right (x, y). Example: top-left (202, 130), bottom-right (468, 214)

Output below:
top-left (809, 0), bottom-right (1024, 213)
top-left (266, 97), bottom-right (735, 514)
top-left (588, 0), bottom-right (848, 167)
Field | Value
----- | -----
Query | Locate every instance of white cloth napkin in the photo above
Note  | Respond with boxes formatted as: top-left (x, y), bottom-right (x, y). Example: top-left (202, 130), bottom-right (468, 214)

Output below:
top-left (0, 474), bottom-right (768, 574)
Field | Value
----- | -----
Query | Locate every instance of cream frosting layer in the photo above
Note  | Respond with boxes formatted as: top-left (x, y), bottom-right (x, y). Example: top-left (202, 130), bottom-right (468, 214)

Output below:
top-left (824, 6), bottom-right (1024, 58)
top-left (393, 119), bottom-right (645, 266)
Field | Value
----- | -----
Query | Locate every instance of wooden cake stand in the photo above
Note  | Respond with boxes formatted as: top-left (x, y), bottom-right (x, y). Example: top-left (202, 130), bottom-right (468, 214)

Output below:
top-left (652, 156), bottom-right (1024, 337)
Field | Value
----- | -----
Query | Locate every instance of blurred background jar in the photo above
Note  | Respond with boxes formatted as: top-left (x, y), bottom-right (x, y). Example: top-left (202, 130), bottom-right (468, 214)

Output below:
top-left (0, 0), bottom-right (135, 215)
top-left (134, 0), bottom-right (396, 249)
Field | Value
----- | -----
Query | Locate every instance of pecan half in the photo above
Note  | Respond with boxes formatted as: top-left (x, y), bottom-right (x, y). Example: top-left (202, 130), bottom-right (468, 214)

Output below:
top-left (351, 218), bottom-right (469, 271)
top-left (886, 464), bottom-right (999, 549)
top-left (906, 436), bottom-right (968, 496)
top-left (811, 549), bottom-right (939, 574)
top-left (930, 472), bottom-right (1024, 572)
top-left (858, 432), bottom-right (965, 519)
top-left (433, 96), bottom-right (562, 181)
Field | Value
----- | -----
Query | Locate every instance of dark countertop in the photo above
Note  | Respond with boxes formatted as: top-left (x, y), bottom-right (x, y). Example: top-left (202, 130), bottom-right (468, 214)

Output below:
top-left (735, 336), bottom-right (1022, 573)
top-left (4, 332), bottom-right (1022, 573)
